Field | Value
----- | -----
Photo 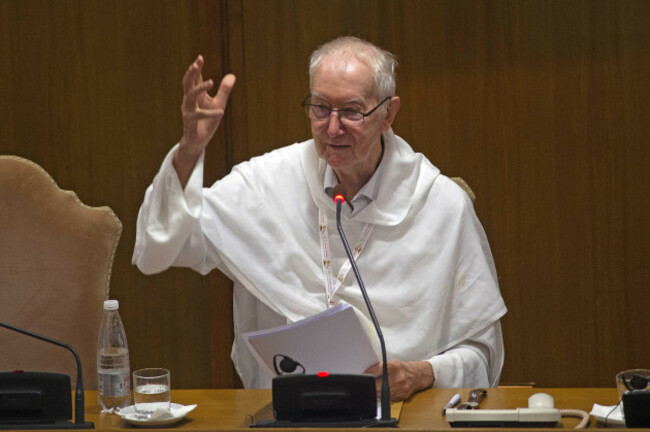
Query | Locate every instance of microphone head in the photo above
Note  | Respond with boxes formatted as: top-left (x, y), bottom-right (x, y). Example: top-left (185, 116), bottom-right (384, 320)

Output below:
top-left (333, 185), bottom-right (346, 204)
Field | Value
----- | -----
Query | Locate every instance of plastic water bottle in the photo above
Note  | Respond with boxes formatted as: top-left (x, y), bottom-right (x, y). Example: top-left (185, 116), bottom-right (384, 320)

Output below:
top-left (97, 299), bottom-right (131, 411)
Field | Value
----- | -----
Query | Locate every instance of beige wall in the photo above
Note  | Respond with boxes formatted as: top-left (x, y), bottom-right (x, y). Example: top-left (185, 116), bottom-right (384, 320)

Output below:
top-left (2, 0), bottom-right (648, 388)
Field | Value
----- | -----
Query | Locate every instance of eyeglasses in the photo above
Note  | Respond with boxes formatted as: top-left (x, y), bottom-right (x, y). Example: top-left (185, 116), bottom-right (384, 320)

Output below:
top-left (301, 95), bottom-right (391, 127)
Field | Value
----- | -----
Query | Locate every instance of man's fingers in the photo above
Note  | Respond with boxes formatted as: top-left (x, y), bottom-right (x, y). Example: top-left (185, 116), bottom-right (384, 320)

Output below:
top-left (364, 362), bottom-right (382, 375)
top-left (182, 79), bottom-right (215, 110)
top-left (213, 74), bottom-right (236, 108)
top-left (182, 73), bottom-right (236, 113)
top-left (182, 55), bottom-right (205, 93)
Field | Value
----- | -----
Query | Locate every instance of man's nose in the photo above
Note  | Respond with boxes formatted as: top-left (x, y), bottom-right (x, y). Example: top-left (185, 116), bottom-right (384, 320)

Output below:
top-left (327, 112), bottom-right (345, 136)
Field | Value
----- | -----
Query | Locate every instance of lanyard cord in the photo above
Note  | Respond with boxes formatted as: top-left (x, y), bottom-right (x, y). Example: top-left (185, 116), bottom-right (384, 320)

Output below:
top-left (318, 208), bottom-right (374, 306)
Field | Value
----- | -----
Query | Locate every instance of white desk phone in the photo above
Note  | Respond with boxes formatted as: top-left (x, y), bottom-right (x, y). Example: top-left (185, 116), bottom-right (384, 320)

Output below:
top-left (446, 390), bottom-right (590, 428)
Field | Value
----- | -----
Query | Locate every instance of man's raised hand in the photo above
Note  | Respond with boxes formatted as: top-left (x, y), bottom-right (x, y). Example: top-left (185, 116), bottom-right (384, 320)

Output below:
top-left (174, 55), bottom-right (236, 187)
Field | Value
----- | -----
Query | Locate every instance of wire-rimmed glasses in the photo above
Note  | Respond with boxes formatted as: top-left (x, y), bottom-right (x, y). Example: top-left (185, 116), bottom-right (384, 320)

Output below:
top-left (301, 95), bottom-right (391, 127)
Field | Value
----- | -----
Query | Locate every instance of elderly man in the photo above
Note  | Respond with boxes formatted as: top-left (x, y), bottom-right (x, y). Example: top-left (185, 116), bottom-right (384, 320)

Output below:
top-left (133, 36), bottom-right (507, 401)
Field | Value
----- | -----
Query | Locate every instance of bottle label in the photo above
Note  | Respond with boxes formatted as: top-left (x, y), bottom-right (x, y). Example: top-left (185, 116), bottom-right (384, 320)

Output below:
top-left (98, 371), bottom-right (130, 397)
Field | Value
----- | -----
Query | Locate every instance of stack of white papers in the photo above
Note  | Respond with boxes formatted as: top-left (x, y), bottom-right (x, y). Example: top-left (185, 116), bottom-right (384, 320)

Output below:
top-left (243, 303), bottom-right (381, 378)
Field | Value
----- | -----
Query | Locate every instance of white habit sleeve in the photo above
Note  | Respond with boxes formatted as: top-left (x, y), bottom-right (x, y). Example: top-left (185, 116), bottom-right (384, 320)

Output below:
top-left (132, 144), bottom-right (219, 275)
top-left (428, 321), bottom-right (504, 388)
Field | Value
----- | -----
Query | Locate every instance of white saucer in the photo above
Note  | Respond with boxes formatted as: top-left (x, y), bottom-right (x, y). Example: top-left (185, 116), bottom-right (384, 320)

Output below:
top-left (117, 403), bottom-right (196, 428)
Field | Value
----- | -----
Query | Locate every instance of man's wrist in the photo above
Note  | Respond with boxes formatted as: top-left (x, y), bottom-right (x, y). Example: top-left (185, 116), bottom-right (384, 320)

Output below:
top-left (417, 360), bottom-right (435, 391)
top-left (175, 139), bottom-right (202, 166)
top-left (172, 142), bottom-right (202, 189)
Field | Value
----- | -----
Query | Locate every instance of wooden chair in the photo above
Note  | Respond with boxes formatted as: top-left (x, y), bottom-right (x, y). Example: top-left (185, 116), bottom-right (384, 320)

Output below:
top-left (449, 177), bottom-right (535, 389)
top-left (0, 155), bottom-right (122, 390)
top-left (451, 177), bottom-right (476, 203)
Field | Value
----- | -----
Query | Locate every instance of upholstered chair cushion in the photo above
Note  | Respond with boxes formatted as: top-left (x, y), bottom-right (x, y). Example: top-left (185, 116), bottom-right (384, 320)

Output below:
top-left (0, 156), bottom-right (122, 390)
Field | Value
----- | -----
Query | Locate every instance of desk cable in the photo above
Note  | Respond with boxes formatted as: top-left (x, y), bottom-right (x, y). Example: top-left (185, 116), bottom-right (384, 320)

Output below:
top-left (602, 399), bottom-right (623, 427)
top-left (560, 409), bottom-right (590, 429)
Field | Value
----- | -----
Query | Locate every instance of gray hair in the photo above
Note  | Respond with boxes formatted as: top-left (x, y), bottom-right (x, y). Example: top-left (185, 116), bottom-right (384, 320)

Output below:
top-left (308, 36), bottom-right (398, 101)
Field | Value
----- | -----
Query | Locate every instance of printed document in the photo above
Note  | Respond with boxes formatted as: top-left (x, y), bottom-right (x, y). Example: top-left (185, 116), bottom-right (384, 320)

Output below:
top-left (243, 303), bottom-right (381, 379)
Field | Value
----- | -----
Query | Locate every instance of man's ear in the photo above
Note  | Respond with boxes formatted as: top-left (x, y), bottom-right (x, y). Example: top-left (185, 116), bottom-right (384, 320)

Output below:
top-left (381, 96), bottom-right (401, 131)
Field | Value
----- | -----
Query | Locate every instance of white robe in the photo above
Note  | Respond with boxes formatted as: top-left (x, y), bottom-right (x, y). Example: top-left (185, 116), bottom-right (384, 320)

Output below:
top-left (133, 129), bottom-right (507, 389)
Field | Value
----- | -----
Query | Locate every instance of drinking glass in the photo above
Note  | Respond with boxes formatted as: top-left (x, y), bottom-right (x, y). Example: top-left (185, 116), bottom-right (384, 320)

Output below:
top-left (616, 369), bottom-right (650, 400)
top-left (133, 368), bottom-right (171, 416)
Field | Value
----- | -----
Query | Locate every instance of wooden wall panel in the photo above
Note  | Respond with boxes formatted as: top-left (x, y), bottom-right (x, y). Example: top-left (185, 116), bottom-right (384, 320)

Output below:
top-left (0, 0), bottom-right (237, 388)
top-left (2, 0), bottom-right (648, 390)
top-left (225, 0), bottom-right (650, 387)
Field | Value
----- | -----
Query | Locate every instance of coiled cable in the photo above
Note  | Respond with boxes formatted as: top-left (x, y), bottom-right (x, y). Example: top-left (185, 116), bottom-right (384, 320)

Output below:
top-left (560, 409), bottom-right (590, 429)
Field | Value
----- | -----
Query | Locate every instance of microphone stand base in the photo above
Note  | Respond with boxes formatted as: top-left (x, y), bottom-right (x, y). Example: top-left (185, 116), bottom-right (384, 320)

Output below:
top-left (250, 418), bottom-right (398, 428)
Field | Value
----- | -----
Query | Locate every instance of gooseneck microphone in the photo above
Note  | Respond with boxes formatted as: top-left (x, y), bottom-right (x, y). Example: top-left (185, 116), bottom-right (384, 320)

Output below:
top-left (333, 187), bottom-right (395, 424)
top-left (0, 321), bottom-right (94, 429)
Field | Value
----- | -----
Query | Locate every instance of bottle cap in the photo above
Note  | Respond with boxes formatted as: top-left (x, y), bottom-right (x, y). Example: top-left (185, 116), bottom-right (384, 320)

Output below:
top-left (103, 299), bottom-right (119, 310)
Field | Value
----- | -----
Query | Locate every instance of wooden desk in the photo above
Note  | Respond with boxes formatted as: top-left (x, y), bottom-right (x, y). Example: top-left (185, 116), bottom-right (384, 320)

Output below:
top-left (77, 388), bottom-right (620, 430)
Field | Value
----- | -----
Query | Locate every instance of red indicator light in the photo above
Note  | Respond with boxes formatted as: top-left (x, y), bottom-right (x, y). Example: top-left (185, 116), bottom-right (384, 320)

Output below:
top-left (317, 371), bottom-right (330, 378)
top-left (334, 194), bottom-right (345, 204)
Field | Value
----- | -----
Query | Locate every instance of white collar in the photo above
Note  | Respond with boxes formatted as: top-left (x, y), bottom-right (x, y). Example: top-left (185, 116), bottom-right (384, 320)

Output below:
top-left (301, 128), bottom-right (440, 225)
top-left (323, 159), bottom-right (383, 216)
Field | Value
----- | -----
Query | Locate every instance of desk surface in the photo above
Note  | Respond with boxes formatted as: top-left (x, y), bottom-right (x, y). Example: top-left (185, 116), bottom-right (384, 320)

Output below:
top-left (64, 387), bottom-right (621, 431)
